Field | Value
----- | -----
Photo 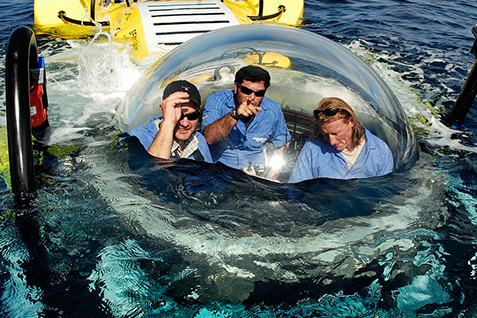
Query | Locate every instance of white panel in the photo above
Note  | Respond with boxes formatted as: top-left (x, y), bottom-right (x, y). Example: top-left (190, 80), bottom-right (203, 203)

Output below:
top-left (137, 1), bottom-right (240, 53)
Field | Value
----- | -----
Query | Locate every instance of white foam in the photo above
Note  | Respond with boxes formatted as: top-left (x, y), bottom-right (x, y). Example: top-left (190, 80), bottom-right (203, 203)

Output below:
top-left (23, 36), bottom-right (156, 145)
top-left (346, 39), bottom-right (477, 153)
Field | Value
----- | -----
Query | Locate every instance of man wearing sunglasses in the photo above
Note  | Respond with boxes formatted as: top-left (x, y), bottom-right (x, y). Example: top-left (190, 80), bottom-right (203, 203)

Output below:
top-left (128, 80), bottom-right (212, 162)
top-left (202, 65), bottom-right (291, 178)
top-left (288, 97), bottom-right (394, 182)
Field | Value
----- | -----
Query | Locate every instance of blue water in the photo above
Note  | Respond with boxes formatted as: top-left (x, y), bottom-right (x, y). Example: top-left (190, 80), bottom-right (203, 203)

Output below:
top-left (2, 0), bottom-right (477, 317)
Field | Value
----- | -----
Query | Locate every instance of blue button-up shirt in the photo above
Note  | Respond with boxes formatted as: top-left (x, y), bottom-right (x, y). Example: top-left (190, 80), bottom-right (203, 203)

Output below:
top-left (128, 117), bottom-right (213, 163)
top-left (288, 129), bottom-right (394, 182)
top-left (202, 90), bottom-right (291, 170)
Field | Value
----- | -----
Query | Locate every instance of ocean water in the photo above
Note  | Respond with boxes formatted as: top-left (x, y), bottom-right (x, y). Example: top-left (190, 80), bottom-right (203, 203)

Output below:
top-left (2, 0), bottom-right (477, 317)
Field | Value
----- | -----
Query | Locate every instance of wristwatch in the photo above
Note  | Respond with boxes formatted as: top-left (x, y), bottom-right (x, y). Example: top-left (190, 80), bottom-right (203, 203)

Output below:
top-left (229, 108), bottom-right (243, 120)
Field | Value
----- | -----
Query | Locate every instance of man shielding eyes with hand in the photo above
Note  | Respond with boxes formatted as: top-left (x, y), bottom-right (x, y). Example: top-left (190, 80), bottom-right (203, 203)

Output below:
top-left (128, 80), bottom-right (212, 162)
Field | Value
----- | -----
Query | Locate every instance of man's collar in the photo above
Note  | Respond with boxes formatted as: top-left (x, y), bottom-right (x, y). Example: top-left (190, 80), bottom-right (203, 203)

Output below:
top-left (171, 134), bottom-right (199, 159)
top-left (154, 118), bottom-right (200, 159)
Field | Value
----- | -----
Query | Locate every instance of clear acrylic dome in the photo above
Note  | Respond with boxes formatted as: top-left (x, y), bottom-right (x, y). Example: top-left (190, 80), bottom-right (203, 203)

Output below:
top-left (115, 23), bottom-right (418, 173)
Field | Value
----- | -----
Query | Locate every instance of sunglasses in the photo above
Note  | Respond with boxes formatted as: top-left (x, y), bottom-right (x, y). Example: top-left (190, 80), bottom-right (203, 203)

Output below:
top-left (238, 84), bottom-right (266, 97)
top-left (179, 111), bottom-right (201, 121)
top-left (313, 108), bottom-right (347, 118)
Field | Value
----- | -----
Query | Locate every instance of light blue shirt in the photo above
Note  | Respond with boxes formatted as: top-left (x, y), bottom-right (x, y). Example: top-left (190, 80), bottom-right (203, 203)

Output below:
top-left (202, 90), bottom-right (291, 169)
top-left (288, 129), bottom-right (394, 182)
top-left (128, 116), bottom-right (213, 163)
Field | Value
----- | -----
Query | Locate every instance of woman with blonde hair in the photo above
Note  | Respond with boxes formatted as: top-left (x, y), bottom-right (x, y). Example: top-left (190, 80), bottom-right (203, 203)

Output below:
top-left (288, 97), bottom-right (394, 182)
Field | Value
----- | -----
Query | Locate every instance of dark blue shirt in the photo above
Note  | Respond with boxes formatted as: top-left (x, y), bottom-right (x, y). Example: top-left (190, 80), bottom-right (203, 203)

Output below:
top-left (202, 90), bottom-right (291, 169)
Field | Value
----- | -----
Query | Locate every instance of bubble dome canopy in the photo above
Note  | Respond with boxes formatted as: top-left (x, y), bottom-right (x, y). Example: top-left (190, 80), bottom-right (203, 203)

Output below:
top-left (116, 23), bottom-right (419, 173)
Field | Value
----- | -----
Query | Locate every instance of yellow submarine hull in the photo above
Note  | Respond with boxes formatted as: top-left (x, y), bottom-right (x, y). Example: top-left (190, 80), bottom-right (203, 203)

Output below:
top-left (34, 0), bottom-right (304, 59)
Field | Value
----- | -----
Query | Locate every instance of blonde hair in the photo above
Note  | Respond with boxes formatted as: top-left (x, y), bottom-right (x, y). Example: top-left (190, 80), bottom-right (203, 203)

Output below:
top-left (313, 97), bottom-right (365, 149)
